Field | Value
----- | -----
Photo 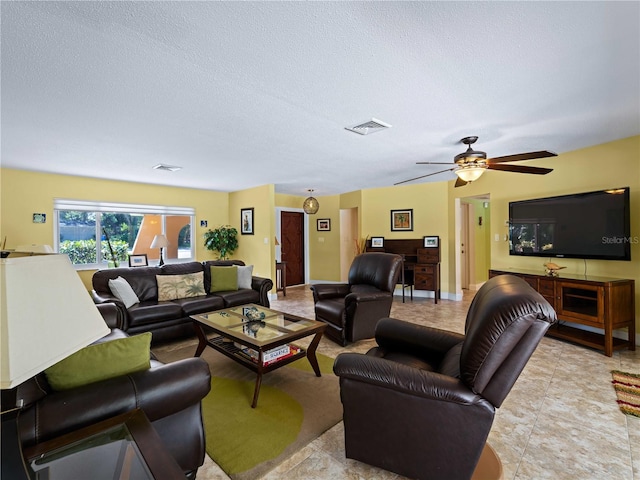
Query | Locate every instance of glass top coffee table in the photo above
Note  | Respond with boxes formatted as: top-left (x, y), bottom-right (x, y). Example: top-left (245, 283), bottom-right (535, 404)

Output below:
top-left (190, 304), bottom-right (326, 408)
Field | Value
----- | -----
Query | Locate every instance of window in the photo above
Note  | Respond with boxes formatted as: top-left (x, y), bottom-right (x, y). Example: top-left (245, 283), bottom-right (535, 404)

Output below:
top-left (54, 199), bottom-right (195, 268)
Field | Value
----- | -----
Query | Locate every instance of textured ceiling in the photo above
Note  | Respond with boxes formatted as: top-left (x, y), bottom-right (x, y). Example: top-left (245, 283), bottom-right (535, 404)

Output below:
top-left (2, 1), bottom-right (639, 196)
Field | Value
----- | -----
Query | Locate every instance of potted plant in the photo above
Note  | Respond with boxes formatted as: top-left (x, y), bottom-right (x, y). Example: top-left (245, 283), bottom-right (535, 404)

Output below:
top-left (203, 225), bottom-right (238, 260)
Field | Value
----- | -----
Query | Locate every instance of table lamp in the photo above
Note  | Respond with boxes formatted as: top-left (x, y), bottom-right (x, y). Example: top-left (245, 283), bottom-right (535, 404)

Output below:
top-left (150, 234), bottom-right (169, 266)
top-left (1, 253), bottom-right (111, 479)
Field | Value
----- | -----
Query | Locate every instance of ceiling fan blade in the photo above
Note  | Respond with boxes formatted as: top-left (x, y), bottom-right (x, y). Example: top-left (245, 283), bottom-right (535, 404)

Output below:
top-left (488, 150), bottom-right (557, 163)
top-left (487, 164), bottom-right (553, 175)
top-left (394, 168), bottom-right (456, 185)
top-left (454, 177), bottom-right (468, 187)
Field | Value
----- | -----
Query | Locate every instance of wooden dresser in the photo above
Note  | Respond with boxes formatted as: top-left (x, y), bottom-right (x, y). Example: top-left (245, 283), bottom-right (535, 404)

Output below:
top-left (489, 269), bottom-right (636, 356)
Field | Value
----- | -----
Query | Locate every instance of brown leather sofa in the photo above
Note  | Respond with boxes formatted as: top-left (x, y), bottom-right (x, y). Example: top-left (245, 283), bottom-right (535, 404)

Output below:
top-left (15, 303), bottom-right (211, 480)
top-left (92, 260), bottom-right (273, 344)
top-left (311, 253), bottom-right (403, 346)
top-left (333, 274), bottom-right (557, 480)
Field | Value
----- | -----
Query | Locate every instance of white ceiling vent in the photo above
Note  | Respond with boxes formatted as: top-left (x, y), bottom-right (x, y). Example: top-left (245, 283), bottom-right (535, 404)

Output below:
top-left (153, 164), bottom-right (182, 172)
top-left (345, 118), bottom-right (392, 135)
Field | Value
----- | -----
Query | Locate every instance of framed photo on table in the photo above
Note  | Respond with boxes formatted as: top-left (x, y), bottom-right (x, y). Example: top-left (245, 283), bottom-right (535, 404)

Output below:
top-left (423, 236), bottom-right (439, 248)
top-left (370, 237), bottom-right (385, 248)
top-left (128, 254), bottom-right (148, 267)
top-left (241, 208), bottom-right (254, 235)
top-left (317, 218), bottom-right (331, 231)
top-left (391, 209), bottom-right (413, 231)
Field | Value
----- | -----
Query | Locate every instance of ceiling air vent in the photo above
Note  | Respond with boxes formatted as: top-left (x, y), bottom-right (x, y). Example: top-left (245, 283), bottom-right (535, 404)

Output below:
top-left (152, 164), bottom-right (182, 172)
top-left (345, 118), bottom-right (392, 135)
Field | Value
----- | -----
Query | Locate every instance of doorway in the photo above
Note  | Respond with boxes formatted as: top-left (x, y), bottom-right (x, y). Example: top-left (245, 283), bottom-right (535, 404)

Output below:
top-left (460, 203), bottom-right (471, 290)
top-left (339, 208), bottom-right (358, 281)
top-left (457, 195), bottom-right (491, 293)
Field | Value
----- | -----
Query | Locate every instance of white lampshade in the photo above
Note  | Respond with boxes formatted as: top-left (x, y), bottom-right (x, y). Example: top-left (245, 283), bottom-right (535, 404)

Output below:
top-left (150, 234), bottom-right (169, 248)
top-left (0, 254), bottom-right (110, 389)
top-left (456, 165), bottom-right (487, 183)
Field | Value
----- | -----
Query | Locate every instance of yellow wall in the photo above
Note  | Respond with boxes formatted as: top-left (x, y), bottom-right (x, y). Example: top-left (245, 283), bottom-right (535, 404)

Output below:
top-left (229, 184), bottom-right (275, 280)
top-left (308, 195), bottom-right (341, 281)
top-left (360, 182), bottom-right (451, 290)
top-left (0, 169), bottom-right (228, 288)
top-left (274, 192), bottom-right (343, 282)
top-left (274, 193), bottom-right (304, 209)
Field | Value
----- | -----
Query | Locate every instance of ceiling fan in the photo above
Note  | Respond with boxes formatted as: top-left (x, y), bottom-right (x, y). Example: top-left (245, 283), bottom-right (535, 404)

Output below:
top-left (396, 136), bottom-right (557, 187)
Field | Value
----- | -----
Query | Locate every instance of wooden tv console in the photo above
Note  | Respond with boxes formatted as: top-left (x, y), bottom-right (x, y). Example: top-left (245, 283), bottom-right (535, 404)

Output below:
top-left (489, 269), bottom-right (636, 356)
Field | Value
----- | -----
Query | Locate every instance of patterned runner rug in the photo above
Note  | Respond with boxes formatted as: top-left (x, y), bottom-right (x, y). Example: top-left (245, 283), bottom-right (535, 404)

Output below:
top-left (611, 370), bottom-right (640, 417)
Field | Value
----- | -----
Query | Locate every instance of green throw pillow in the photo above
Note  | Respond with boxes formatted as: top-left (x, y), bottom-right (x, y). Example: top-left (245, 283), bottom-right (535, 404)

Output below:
top-left (44, 332), bottom-right (152, 391)
top-left (210, 265), bottom-right (238, 293)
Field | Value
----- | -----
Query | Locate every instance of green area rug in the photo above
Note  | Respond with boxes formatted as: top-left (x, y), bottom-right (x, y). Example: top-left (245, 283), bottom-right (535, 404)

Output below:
top-left (154, 343), bottom-right (341, 480)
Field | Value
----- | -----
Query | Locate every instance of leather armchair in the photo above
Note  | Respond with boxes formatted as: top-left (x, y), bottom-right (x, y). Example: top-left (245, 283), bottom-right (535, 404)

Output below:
top-left (311, 253), bottom-right (403, 346)
top-left (15, 303), bottom-right (211, 480)
top-left (333, 274), bottom-right (557, 480)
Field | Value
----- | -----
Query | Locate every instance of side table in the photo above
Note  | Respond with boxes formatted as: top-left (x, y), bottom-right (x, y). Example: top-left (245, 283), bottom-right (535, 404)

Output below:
top-left (275, 261), bottom-right (287, 296)
top-left (23, 409), bottom-right (185, 480)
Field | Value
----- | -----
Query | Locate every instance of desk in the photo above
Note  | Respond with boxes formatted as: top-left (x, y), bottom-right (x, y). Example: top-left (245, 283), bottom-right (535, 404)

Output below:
top-left (367, 238), bottom-right (440, 304)
top-left (400, 259), bottom-right (413, 303)
top-left (275, 261), bottom-right (287, 296)
top-left (23, 409), bottom-right (184, 480)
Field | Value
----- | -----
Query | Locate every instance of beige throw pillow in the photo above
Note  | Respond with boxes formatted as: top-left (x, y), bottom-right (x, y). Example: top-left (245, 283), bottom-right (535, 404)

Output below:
top-left (157, 272), bottom-right (206, 301)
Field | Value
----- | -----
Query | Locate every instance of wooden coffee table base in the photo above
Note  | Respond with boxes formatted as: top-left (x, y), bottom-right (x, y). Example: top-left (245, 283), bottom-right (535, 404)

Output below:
top-left (191, 311), bottom-right (326, 408)
top-left (248, 329), bottom-right (323, 408)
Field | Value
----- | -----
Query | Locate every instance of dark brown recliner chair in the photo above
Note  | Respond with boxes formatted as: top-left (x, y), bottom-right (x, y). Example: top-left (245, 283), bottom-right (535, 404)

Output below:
top-left (311, 253), bottom-right (403, 346)
top-left (333, 274), bottom-right (557, 480)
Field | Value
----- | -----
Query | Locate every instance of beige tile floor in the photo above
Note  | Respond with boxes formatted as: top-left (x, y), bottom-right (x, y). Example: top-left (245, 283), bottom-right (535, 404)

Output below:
top-left (192, 285), bottom-right (640, 480)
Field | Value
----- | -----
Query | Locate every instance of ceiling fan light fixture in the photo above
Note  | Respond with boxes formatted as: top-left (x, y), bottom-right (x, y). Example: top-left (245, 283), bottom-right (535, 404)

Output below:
top-left (303, 189), bottom-right (319, 214)
top-left (456, 164), bottom-right (487, 183)
top-left (454, 147), bottom-right (487, 163)
top-left (454, 136), bottom-right (487, 163)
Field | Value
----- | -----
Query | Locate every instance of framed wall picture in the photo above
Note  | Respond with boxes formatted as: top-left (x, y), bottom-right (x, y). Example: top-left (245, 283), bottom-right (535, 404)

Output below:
top-left (423, 236), bottom-right (439, 248)
top-left (390, 209), bottom-right (413, 231)
top-left (370, 237), bottom-right (384, 248)
top-left (317, 218), bottom-right (331, 231)
top-left (128, 254), bottom-right (148, 267)
top-left (241, 208), bottom-right (254, 235)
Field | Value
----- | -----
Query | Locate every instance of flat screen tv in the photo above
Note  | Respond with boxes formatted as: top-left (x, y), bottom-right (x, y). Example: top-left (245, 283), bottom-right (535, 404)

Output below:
top-left (509, 187), bottom-right (631, 261)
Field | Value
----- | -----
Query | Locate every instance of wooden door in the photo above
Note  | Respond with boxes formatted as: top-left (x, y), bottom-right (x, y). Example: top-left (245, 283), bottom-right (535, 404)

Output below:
top-left (281, 211), bottom-right (304, 286)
